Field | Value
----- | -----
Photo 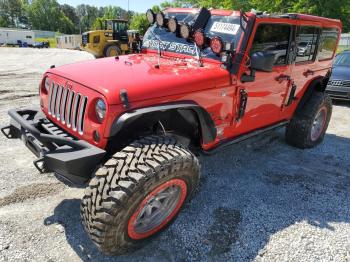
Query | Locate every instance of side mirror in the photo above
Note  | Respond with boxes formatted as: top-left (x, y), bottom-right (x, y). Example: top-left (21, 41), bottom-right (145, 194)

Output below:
top-left (250, 51), bottom-right (275, 72)
top-left (241, 51), bottom-right (275, 83)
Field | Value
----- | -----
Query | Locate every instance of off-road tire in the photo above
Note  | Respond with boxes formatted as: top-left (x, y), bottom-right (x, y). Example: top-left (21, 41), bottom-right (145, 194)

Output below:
top-left (80, 135), bottom-right (200, 255)
top-left (285, 92), bottom-right (332, 148)
top-left (104, 45), bottom-right (121, 57)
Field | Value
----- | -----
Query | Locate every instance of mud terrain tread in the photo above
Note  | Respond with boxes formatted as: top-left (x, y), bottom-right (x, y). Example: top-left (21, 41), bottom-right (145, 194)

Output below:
top-left (80, 135), bottom-right (200, 255)
top-left (285, 92), bottom-right (332, 148)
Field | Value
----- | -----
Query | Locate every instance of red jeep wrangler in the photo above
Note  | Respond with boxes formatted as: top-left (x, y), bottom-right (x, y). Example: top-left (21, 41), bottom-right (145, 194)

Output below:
top-left (2, 8), bottom-right (341, 255)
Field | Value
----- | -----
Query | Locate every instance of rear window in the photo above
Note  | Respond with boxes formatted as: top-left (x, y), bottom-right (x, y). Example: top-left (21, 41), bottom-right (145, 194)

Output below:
top-left (296, 26), bottom-right (319, 63)
top-left (318, 28), bottom-right (339, 61)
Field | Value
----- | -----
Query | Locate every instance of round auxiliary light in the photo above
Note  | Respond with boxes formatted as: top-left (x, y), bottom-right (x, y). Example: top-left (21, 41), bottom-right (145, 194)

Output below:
top-left (146, 9), bottom-right (155, 24)
top-left (210, 36), bottom-right (223, 55)
top-left (194, 30), bottom-right (205, 48)
top-left (156, 12), bottom-right (165, 27)
top-left (168, 17), bottom-right (178, 33)
top-left (180, 23), bottom-right (191, 39)
top-left (95, 99), bottom-right (106, 122)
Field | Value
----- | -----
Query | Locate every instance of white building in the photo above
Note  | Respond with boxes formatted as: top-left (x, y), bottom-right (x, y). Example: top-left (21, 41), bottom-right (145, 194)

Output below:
top-left (339, 34), bottom-right (350, 48)
top-left (0, 28), bottom-right (35, 46)
top-left (56, 34), bottom-right (82, 49)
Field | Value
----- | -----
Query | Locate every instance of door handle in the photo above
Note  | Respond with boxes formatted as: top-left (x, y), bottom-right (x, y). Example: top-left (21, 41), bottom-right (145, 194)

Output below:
top-left (275, 74), bottom-right (291, 82)
top-left (303, 69), bottom-right (314, 77)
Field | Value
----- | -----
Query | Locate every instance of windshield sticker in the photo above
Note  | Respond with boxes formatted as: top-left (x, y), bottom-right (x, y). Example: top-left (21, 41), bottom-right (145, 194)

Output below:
top-left (143, 39), bottom-right (196, 55)
top-left (210, 22), bottom-right (240, 35)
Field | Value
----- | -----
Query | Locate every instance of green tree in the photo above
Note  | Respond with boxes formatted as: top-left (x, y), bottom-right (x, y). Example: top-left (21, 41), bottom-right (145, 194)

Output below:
top-left (76, 4), bottom-right (100, 33)
top-left (92, 17), bottom-right (105, 30)
top-left (26, 0), bottom-right (75, 33)
top-left (130, 13), bottom-right (149, 35)
top-left (60, 4), bottom-right (79, 32)
top-left (0, 0), bottom-right (24, 27)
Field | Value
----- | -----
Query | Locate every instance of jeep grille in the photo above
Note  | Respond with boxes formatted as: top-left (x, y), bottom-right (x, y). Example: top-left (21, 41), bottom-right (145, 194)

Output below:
top-left (47, 83), bottom-right (88, 135)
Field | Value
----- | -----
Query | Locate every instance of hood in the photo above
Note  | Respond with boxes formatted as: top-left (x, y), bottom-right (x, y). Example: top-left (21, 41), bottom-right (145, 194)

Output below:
top-left (48, 53), bottom-right (230, 105)
top-left (330, 65), bottom-right (350, 80)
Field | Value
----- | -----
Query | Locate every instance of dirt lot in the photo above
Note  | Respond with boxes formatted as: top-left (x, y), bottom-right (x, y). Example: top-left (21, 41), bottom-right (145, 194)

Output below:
top-left (0, 47), bottom-right (350, 262)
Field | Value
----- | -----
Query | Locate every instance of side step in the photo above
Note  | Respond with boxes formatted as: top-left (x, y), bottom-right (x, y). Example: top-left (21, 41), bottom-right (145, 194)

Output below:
top-left (204, 120), bottom-right (289, 154)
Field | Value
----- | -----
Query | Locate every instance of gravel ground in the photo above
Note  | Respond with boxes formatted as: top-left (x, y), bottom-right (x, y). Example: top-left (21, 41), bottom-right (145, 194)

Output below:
top-left (0, 47), bottom-right (350, 262)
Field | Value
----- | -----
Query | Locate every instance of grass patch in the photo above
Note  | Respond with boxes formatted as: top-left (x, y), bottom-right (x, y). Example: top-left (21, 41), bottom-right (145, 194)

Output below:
top-left (35, 37), bottom-right (57, 48)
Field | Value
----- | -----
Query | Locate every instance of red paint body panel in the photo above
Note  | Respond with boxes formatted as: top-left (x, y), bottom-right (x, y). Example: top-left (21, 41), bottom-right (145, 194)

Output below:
top-left (48, 54), bottom-right (230, 105)
top-left (40, 8), bottom-right (342, 151)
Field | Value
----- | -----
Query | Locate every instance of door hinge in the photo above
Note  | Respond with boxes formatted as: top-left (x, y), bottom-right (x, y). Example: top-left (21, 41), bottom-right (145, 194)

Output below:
top-left (236, 89), bottom-right (248, 121)
top-left (286, 83), bottom-right (297, 106)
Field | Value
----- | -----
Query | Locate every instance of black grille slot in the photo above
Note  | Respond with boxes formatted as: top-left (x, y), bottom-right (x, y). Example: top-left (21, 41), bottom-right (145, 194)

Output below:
top-left (78, 96), bottom-right (88, 135)
top-left (47, 82), bottom-right (88, 135)
top-left (72, 94), bottom-right (81, 131)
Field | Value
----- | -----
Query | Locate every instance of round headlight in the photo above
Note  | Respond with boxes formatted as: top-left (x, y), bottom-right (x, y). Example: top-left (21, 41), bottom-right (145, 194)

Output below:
top-left (194, 29), bottom-right (206, 48)
top-left (95, 99), bottom-right (106, 122)
top-left (168, 17), bottom-right (178, 33)
top-left (146, 9), bottom-right (155, 24)
top-left (180, 23), bottom-right (191, 39)
top-left (156, 12), bottom-right (165, 27)
top-left (44, 77), bottom-right (50, 92)
top-left (210, 36), bottom-right (223, 55)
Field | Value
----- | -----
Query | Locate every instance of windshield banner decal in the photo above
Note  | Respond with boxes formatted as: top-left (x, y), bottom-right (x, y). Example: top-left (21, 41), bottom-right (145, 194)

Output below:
top-left (210, 22), bottom-right (240, 35)
top-left (143, 39), bottom-right (196, 55)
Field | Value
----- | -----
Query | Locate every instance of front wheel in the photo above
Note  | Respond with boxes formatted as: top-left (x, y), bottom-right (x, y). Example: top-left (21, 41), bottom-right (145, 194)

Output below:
top-left (285, 92), bottom-right (332, 148)
top-left (104, 45), bottom-right (121, 57)
top-left (80, 135), bottom-right (200, 255)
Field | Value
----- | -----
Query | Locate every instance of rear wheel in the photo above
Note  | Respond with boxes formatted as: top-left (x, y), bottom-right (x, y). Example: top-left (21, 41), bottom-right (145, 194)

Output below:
top-left (104, 45), bottom-right (121, 57)
top-left (285, 92), bottom-right (332, 148)
top-left (80, 135), bottom-right (200, 255)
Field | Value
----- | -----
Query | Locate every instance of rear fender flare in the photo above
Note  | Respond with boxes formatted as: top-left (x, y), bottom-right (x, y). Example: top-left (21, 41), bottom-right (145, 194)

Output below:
top-left (296, 75), bottom-right (327, 113)
top-left (109, 102), bottom-right (217, 144)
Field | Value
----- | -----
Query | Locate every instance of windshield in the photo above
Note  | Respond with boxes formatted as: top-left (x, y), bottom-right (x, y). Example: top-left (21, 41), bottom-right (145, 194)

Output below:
top-left (142, 12), bottom-right (243, 60)
top-left (334, 53), bottom-right (350, 66)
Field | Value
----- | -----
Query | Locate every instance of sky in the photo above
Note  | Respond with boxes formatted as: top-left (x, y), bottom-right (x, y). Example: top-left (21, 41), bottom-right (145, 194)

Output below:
top-left (57, 0), bottom-right (165, 13)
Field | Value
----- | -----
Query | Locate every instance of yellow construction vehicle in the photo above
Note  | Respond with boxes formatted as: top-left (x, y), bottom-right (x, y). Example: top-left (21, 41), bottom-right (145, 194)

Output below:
top-left (81, 19), bottom-right (141, 58)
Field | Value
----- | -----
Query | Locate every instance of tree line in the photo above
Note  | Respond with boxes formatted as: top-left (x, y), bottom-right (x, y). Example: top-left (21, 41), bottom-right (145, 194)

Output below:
top-left (1, 0), bottom-right (349, 35)
top-left (0, 0), bottom-right (133, 34)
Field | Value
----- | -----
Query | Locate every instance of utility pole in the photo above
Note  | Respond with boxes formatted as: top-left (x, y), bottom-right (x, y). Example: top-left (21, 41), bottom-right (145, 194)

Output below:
top-left (127, 0), bottom-right (130, 19)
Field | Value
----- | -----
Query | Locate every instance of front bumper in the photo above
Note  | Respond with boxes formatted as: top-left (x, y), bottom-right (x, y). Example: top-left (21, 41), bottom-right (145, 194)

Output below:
top-left (326, 85), bottom-right (350, 100)
top-left (1, 108), bottom-right (105, 184)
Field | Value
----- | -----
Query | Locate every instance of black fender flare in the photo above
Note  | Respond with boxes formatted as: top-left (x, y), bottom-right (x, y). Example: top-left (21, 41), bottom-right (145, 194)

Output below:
top-left (109, 102), bottom-right (217, 144)
top-left (295, 75), bottom-right (326, 113)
